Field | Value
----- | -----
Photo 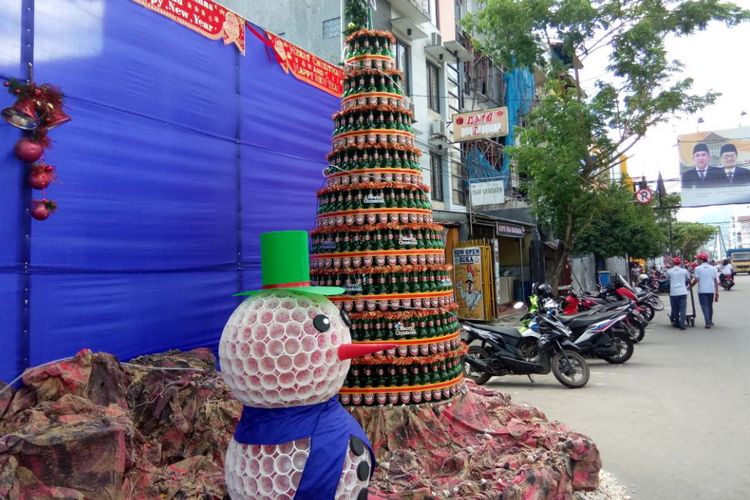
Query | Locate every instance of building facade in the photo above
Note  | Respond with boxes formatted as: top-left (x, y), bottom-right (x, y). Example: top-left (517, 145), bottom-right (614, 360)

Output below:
top-left (227, 0), bottom-right (540, 314)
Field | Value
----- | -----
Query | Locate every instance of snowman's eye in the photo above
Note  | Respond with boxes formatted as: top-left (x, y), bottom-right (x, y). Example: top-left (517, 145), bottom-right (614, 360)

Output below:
top-left (313, 314), bottom-right (331, 332)
top-left (340, 310), bottom-right (352, 328)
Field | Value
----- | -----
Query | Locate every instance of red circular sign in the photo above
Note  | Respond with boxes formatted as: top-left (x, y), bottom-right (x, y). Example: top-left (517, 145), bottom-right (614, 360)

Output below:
top-left (635, 188), bottom-right (653, 204)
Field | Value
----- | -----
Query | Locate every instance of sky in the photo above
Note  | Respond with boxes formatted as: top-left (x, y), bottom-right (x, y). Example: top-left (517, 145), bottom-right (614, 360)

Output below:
top-left (578, 1), bottom-right (750, 234)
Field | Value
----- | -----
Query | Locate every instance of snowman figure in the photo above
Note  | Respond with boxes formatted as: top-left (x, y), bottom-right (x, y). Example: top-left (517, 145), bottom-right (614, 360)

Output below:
top-left (220, 231), bottom-right (394, 500)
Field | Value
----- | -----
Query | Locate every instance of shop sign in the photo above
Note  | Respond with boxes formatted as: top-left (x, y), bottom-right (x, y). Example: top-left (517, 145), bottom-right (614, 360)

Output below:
top-left (452, 107), bottom-right (509, 141)
top-left (469, 179), bottom-right (505, 208)
top-left (496, 223), bottom-right (524, 238)
top-left (265, 32), bottom-right (344, 97)
top-left (132, 0), bottom-right (246, 54)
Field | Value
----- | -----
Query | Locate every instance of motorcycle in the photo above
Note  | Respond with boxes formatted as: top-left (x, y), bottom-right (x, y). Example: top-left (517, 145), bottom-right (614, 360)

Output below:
top-left (528, 302), bottom-right (636, 364)
top-left (562, 289), bottom-right (647, 343)
top-left (462, 302), bottom-right (590, 389)
top-left (608, 274), bottom-right (664, 321)
top-left (720, 273), bottom-right (734, 291)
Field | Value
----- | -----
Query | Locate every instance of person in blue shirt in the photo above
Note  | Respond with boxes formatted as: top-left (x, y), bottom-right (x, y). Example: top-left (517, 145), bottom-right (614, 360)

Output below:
top-left (691, 252), bottom-right (719, 328)
top-left (666, 256), bottom-right (691, 330)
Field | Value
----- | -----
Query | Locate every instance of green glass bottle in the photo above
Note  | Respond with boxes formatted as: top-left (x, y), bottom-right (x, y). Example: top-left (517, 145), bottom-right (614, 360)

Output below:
top-left (373, 230), bottom-right (384, 250)
top-left (406, 191), bottom-right (416, 208)
top-left (373, 273), bottom-right (385, 295)
top-left (383, 150), bottom-right (393, 168)
top-left (427, 316), bottom-right (437, 337)
top-left (386, 273), bottom-right (398, 294)
top-left (398, 367), bottom-right (410, 386)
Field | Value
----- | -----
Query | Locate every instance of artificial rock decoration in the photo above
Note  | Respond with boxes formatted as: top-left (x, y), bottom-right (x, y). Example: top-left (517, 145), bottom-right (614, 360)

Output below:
top-left (219, 231), bottom-right (395, 499)
top-left (311, 29), bottom-right (466, 407)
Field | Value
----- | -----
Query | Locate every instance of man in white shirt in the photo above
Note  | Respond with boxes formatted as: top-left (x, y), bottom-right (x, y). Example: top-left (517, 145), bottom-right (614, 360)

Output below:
top-left (666, 257), bottom-right (690, 330)
top-left (691, 252), bottom-right (719, 328)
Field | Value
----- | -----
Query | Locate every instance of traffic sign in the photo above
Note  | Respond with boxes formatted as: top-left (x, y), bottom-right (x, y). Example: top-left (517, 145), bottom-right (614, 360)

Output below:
top-left (635, 188), bottom-right (653, 204)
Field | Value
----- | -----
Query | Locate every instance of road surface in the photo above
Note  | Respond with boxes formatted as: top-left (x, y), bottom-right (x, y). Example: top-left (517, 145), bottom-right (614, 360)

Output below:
top-left (485, 276), bottom-right (750, 499)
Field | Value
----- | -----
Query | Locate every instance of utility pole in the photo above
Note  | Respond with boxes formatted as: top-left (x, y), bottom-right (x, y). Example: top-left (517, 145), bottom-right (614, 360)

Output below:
top-left (655, 172), bottom-right (674, 255)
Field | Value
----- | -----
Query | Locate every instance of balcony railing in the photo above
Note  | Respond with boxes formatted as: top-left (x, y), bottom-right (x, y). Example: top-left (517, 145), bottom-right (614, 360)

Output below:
top-left (389, 0), bottom-right (431, 25)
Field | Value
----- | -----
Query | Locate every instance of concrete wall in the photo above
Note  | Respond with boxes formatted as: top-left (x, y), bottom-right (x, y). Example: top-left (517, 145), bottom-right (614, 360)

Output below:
top-left (570, 255), bottom-right (597, 292)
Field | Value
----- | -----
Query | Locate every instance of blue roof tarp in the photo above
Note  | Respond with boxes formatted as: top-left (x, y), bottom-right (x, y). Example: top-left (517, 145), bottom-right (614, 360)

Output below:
top-left (0, 2), bottom-right (337, 382)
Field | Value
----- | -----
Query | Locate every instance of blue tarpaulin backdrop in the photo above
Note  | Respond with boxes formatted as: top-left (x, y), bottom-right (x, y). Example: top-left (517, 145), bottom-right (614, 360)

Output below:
top-left (0, 2), bottom-right (337, 383)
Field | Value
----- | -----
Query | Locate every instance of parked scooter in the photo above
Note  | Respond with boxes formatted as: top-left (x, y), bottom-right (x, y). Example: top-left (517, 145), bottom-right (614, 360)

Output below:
top-left (561, 289), bottom-right (647, 343)
top-left (462, 302), bottom-right (590, 388)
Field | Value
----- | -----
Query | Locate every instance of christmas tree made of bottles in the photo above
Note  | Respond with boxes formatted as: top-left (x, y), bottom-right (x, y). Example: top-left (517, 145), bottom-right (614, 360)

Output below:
top-left (310, 29), bottom-right (466, 406)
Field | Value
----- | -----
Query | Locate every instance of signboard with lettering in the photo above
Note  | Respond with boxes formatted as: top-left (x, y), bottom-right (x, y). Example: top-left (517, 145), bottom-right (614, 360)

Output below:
top-left (265, 33), bottom-right (344, 98)
top-left (453, 247), bottom-right (487, 320)
top-left (496, 223), bottom-right (524, 238)
top-left (469, 179), bottom-right (505, 208)
top-left (132, 0), bottom-right (246, 54)
top-left (452, 107), bottom-right (509, 142)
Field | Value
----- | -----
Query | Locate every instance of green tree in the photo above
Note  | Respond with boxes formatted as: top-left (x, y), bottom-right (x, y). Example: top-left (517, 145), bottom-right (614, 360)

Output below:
top-left (575, 184), bottom-right (665, 259)
top-left (464, 0), bottom-right (749, 290)
top-left (672, 222), bottom-right (716, 258)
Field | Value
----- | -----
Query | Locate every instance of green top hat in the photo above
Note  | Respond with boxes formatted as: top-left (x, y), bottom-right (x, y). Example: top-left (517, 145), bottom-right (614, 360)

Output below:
top-left (235, 230), bottom-right (344, 296)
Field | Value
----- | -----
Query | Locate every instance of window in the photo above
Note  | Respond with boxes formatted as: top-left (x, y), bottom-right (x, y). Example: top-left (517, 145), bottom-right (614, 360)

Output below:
top-left (427, 62), bottom-right (440, 112)
top-left (394, 40), bottom-right (411, 96)
top-left (431, 153), bottom-right (444, 201)
top-left (451, 160), bottom-right (466, 206)
top-left (322, 17), bottom-right (340, 39)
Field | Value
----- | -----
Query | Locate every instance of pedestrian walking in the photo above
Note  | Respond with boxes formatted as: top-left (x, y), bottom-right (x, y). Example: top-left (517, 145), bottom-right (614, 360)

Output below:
top-left (666, 256), bottom-right (690, 330)
top-left (691, 252), bottom-right (719, 328)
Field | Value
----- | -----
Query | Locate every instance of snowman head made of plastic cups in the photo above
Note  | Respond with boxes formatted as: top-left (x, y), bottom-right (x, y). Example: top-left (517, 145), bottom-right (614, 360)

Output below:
top-left (219, 230), bottom-right (395, 408)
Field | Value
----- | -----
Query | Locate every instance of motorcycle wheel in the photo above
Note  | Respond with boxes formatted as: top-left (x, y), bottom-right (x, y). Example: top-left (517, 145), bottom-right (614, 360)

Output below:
top-left (464, 345), bottom-right (492, 385)
top-left (633, 322), bottom-right (646, 343)
top-left (647, 296), bottom-right (665, 311)
top-left (602, 334), bottom-right (634, 364)
top-left (551, 350), bottom-right (589, 388)
top-left (642, 304), bottom-right (655, 321)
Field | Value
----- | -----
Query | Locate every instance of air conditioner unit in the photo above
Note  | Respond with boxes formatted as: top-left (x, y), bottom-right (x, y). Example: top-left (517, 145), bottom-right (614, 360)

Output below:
top-left (429, 32), bottom-right (442, 47)
top-left (431, 119), bottom-right (446, 136)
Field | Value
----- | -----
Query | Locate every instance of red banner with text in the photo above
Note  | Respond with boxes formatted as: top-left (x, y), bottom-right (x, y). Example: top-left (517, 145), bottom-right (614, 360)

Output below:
top-left (265, 32), bottom-right (344, 98)
top-left (132, 0), bottom-right (246, 54)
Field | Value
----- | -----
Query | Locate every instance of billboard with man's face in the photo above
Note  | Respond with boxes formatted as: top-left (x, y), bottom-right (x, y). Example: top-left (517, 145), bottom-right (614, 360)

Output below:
top-left (678, 126), bottom-right (750, 207)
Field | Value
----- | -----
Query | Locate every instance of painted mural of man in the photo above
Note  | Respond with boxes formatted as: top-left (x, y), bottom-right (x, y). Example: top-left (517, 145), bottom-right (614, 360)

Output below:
top-left (460, 272), bottom-right (483, 314)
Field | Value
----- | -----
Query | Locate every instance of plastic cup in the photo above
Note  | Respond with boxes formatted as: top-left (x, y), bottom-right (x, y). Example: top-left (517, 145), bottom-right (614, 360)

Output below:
top-left (284, 337), bottom-right (301, 355)
top-left (278, 372), bottom-right (295, 388)
top-left (292, 450), bottom-right (307, 471)
top-left (293, 352), bottom-right (311, 370)
top-left (251, 341), bottom-right (266, 358)
top-left (276, 354), bottom-right (293, 372)
top-left (259, 357), bottom-right (276, 375)
top-left (261, 374), bottom-right (278, 390)
top-left (268, 323), bottom-right (285, 339)
top-left (300, 335), bottom-right (317, 353)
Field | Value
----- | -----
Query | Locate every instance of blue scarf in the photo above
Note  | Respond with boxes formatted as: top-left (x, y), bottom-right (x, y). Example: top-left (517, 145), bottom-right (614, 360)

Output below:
top-left (234, 396), bottom-right (375, 499)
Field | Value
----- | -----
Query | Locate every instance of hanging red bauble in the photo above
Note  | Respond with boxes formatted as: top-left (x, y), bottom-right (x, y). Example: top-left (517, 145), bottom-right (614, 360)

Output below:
top-left (14, 137), bottom-right (45, 163)
top-left (30, 199), bottom-right (57, 221)
top-left (27, 164), bottom-right (56, 190)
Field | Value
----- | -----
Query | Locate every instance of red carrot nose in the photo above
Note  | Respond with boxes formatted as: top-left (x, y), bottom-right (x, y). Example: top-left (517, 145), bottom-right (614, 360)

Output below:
top-left (338, 342), bottom-right (397, 361)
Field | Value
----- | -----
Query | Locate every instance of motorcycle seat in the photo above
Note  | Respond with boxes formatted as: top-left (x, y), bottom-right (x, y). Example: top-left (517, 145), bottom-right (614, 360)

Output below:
top-left (465, 322), bottom-right (522, 339)
top-left (559, 311), bottom-right (619, 329)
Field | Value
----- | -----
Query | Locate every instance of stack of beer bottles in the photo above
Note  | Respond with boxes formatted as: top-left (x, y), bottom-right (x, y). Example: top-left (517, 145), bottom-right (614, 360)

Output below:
top-left (310, 29), bottom-right (466, 406)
